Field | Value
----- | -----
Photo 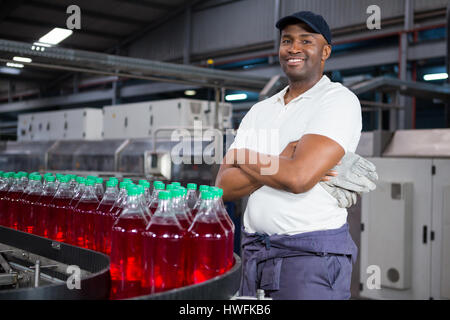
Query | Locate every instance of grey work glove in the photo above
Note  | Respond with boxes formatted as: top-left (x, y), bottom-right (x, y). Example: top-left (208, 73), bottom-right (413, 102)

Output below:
top-left (320, 152), bottom-right (378, 208)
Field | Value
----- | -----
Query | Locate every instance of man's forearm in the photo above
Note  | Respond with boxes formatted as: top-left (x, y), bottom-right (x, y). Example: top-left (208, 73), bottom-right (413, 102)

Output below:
top-left (237, 149), bottom-right (300, 192)
top-left (215, 166), bottom-right (263, 201)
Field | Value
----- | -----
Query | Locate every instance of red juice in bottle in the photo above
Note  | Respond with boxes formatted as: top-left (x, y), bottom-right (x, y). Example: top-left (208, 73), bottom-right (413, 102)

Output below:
top-left (142, 190), bottom-right (187, 294)
top-left (73, 179), bottom-right (99, 249)
top-left (148, 182), bottom-right (165, 215)
top-left (110, 185), bottom-right (149, 300)
top-left (190, 185), bottom-right (209, 218)
top-left (187, 191), bottom-right (228, 284)
top-left (34, 174), bottom-right (58, 238)
top-left (48, 176), bottom-right (73, 242)
top-left (20, 174), bottom-right (43, 234)
top-left (211, 187), bottom-right (235, 270)
top-left (95, 179), bottom-right (119, 254)
top-left (68, 178), bottom-right (86, 245)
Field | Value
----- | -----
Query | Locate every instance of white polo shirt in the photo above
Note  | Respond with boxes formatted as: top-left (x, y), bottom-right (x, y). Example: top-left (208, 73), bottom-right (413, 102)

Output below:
top-left (229, 75), bottom-right (362, 235)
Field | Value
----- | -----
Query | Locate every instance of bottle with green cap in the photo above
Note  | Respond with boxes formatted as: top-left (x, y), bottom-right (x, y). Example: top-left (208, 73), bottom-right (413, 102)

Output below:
top-left (191, 185), bottom-right (209, 217)
top-left (177, 186), bottom-right (194, 221)
top-left (18, 171), bottom-right (29, 189)
top-left (110, 185), bottom-right (149, 300)
top-left (210, 187), bottom-right (235, 270)
top-left (70, 177), bottom-right (86, 207)
top-left (136, 185), bottom-right (151, 219)
top-left (94, 177), bottom-right (104, 201)
top-left (33, 175), bottom-right (58, 237)
top-left (149, 181), bottom-right (165, 215)
top-left (72, 179), bottom-right (99, 249)
top-left (186, 183), bottom-right (198, 210)
top-left (138, 180), bottom-right (152, 206)
top-left (4, 173), bottom-right (26, 230)
top-left (142, 190), bottom-right (187, 294)
top-left (95, 178), bottom-right (120, 255)
top-left (0, 173), bottom-right (11, 226)
top-left (169, 188), bottom-right (192, 229)
top-left (187, 190), bottom-right (229, 284)
top-left (110, 180), bottom-right (132, 216)
top-left (47, 175), bottom-right (73, 242)
top-left (18, 174), bottom-right (43, 234)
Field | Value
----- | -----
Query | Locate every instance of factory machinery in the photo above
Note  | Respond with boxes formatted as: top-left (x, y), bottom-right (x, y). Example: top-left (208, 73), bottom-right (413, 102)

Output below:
top-left (0, 97), bottom-right (243, 300)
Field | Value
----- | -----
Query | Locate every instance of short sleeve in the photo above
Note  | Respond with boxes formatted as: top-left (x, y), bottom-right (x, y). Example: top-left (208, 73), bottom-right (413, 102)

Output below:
top-left (228, 107), bottom-right (254, 150)
top-left (302, 88), bottom-right (362, 153)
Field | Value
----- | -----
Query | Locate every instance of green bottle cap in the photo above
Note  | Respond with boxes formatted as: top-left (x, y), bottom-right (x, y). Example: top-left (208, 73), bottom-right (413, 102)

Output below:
top-left (199, 185), bottom-right (210, 192)
top-left (14, 173), bottom-right (21, 179)
top-left (187, 183), bottom-right (197, 190)
top-left (136, 185), bottom-right (145, 195)
top-left (166, 184), bottom-right (174, 191)
top-left (123, 178), bottom-right (133, 183)
top-left (45, 175), bottom-right (56, 182)
top-left (153, 180), bottom-right (163, 187)
top-left (139, 180), bottom-right (150, 188)
top-left (171, 182), bottom-right (181, 187)
top-left (120, 181), bottom-right (131, 189)
top-left (96, 177), bottom-right (103, 184)
top-left (201, 191), bottom-right (213, 200)
top-left (154, 182), bottom-right (165, 190)
top-left (126, 185), bottom-right (139, 196)
top-left (6, 172), bottom-right (15, 178)
top-left (158, 190), bottom-right (170, 200)
top-left (30, 174), bottom-right (42, 181)
top-left (86, 179), bottom-right (95, 186)
top-left (60, 176), bottom-right (70, 183)
top-left (106, 180), bottom-right (116, 187)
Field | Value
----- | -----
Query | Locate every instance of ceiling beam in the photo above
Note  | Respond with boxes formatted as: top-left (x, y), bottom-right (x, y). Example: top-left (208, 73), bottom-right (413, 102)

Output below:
top-left (26, 0), bottom-right (148, 26)
top-left (114, 0), bottom-right (176, 11)
top-left (4, 16), bottom-right (123, 40)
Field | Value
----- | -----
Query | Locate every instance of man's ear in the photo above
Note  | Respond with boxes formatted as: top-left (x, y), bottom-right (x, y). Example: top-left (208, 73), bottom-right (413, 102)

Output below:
top-left (322, 44), bottom-right (332, 62)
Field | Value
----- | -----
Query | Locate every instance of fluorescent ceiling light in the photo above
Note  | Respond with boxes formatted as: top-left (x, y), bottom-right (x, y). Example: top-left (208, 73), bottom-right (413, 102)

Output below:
top-left (33, 42), bottom-right (52, 47)
top-left (13, 56), bottom-right (32, 63)
top-left (0, 67), bottom-right (21, 75)
top-left (38, 28), bottom-right (73, 45)
top-left (6, 62), bottom-right (24, 68)
top-left (423, 73), bottom-right (448, 81)
top-left (184, 90), bottom-right (196, 96)
top-left (225, 93), bottom-right (248, 101)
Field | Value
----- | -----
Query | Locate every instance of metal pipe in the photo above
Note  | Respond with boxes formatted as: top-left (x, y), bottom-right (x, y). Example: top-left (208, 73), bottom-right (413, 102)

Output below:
top-left (34, 259), bottom-right (40, 288)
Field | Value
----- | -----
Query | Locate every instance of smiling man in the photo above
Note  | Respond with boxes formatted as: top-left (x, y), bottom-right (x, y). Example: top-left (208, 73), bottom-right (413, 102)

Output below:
top-left (215, 11), bottom-right (374, 300)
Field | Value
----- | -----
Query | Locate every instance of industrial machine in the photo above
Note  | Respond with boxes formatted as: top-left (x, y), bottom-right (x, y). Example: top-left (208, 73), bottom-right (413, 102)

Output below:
top-left (358, 129), bottom-right (450, 300)
top-left (0, 226), bottom-right (110, 299)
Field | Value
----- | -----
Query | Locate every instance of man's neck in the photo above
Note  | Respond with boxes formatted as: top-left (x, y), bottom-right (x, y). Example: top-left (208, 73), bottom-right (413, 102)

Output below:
top-left (284, 74), bottom-right (323, 105)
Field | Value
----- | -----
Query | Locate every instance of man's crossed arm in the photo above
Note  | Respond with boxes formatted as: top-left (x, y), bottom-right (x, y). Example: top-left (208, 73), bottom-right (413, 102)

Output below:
top-left (216, 133), bottom-right (378, 205)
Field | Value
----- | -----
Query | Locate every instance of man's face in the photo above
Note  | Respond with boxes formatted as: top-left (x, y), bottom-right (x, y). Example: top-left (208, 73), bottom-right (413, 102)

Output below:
top-left (279, 23), bottom-right (331, 82)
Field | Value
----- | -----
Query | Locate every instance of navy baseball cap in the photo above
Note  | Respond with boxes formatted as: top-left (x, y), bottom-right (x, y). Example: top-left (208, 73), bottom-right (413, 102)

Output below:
top-left (276, 11), bottom-right (332, 45)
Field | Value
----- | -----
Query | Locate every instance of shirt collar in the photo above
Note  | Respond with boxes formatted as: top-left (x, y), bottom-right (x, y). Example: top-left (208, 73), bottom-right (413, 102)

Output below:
top-left (275, 75), bottom-right (330, 105)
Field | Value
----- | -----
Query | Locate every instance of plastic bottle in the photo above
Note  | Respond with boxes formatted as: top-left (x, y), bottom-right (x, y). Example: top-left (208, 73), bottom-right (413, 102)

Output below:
top-left (148, 182), bottom-right (165, 215)
top-left (48, 176), bottom-right (73, 242)
top-left (95, 177), bottom-right (104, 201)
top-left (6, 173), bottom-right (25, 230)
top-left (191, 185), bottom-right (210, 218)
top-left (95, 179), bottom-right (119, 255)
top-left (110, 181), bottom-right (132, 217)
top-left (20, 174), bottom-right (43, 234)
top-left (110, 185), bottom-right (150, 300)
top-left (0, 172), bottom-right (14, 226)
top-left (136, 185), bottom-right (151, 220)
top-left (211, 187), bottom-right (235, 270)
top-left (186, 183), bottom-right (198, 210)
top-left (34, 175), bottom-right (57, 237)
top-left (73, 179), bottom-right (99, 249)
top-left (170, 189), bottom-right (192, 230)
top-left (142, 190), bottom-right (187, 294)
top-left (187, 191), bottom-right (229, 284)
top-left (139, 180), bottom-right (152, 207)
